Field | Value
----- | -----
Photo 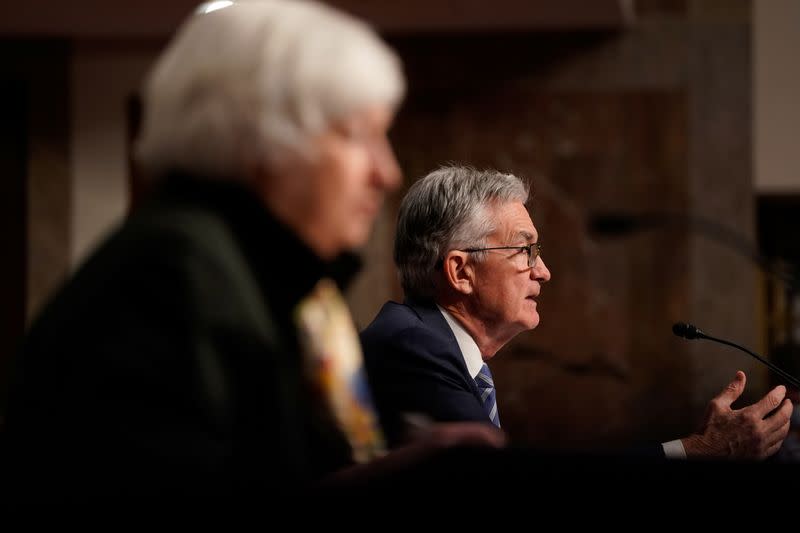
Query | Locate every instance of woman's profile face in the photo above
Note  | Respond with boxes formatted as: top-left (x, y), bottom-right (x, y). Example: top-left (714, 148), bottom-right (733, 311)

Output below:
top-left (275, 104), bottom-right (402, 259)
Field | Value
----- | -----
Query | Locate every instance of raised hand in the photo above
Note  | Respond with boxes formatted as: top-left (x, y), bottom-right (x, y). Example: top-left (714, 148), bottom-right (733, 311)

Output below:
top-left (682, 371), bottom-right (793, 459)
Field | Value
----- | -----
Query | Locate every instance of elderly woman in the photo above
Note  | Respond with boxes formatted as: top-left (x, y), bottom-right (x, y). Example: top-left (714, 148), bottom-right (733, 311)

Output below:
top-left (3, 0), bottom-right (501, 502)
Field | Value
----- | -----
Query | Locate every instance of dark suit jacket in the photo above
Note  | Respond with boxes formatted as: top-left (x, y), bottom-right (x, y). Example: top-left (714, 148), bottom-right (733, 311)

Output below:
top-left (361, 300), bottom-right (667, 458)
top-left (360, 300), bottom-right (493, 447)
top-left (3, 176), bottom-right (354, 502)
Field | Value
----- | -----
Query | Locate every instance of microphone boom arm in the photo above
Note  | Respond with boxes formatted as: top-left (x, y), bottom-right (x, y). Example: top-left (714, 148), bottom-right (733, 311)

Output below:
top-left (674, 322), bottom-right (800, 389)
top-left (702, 333), bottom-right (800, 389)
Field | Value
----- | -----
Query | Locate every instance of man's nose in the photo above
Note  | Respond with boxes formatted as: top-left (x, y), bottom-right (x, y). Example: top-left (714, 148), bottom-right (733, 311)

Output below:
top-left (532, 256), bottom-right (551, 282)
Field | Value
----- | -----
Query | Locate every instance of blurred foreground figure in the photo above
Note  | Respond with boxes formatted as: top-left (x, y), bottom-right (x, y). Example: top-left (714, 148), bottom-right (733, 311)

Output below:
top-left (2, 0), bottom-right (502, 503)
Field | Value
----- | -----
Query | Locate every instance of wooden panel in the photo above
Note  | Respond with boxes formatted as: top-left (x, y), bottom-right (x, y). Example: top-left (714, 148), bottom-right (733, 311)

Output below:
top-left (9, 42), bottom-right (72, 326)
top-left (757, 194), bottom-right (800, 378)
top-left (0, 0), bottom-right (635, 37)
top-left (0, 81), bottom-right (27, 420)
top-left (328, 0), bottom-right (635, 32)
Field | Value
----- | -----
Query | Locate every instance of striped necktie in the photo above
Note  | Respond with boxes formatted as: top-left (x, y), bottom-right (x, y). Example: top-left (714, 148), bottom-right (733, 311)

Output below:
top-left (475, 363), bottom-right (500, 427)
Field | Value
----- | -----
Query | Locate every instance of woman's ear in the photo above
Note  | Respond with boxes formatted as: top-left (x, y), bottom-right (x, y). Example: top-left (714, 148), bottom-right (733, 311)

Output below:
top-left (442, 251), bottom-right (474, 295)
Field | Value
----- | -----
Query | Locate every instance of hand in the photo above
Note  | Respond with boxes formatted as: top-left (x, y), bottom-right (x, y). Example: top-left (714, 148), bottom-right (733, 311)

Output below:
top-left (408, 421), bottom-right (507, 451)
top-left (682, 371), bottom-right (793, 460)
top-left (403, 413), bottom-right (506, 449)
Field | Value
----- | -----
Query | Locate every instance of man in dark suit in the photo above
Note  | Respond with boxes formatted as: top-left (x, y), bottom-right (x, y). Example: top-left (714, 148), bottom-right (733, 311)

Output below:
top-left (361, 165), bottom-right (793, 460)
top-left (2, 2), bottom-right (502, 503)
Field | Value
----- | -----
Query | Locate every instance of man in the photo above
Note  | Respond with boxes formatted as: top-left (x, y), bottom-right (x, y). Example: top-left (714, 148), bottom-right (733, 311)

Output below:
top-left (2, 1), bottom-right (501, 503)
top-left (361, 165), bottom-right (793, 460)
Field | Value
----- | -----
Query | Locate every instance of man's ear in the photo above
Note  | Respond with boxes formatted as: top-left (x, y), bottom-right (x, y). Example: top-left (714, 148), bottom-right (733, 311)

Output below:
top-left (442, 251), bottom-right (474, 295)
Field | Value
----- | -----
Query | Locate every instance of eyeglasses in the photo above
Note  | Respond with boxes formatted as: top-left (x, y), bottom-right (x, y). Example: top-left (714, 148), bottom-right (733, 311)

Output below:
top-left (463, 242), bottom-right (542, 268)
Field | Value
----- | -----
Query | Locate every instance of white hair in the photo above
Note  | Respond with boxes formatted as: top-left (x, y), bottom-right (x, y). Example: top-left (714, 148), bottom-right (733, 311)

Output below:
top-left (135, 0), bottom-right (405, 180)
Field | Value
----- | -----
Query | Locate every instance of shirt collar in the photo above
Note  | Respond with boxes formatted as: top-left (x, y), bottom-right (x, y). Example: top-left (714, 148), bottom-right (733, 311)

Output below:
top-left (437, 305), bottom-right (485, 379)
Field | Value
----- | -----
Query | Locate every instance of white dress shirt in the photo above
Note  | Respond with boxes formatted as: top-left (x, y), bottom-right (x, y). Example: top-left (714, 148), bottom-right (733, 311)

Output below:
top-left (437, 305), bottom-right (484, 380)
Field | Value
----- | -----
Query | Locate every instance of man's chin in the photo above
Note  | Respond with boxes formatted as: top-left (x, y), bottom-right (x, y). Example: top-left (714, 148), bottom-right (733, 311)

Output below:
top-left (510, 317), bottom-right (539, 336)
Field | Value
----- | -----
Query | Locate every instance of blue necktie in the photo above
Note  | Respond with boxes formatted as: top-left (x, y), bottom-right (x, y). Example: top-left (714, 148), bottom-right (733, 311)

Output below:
top-left (475, 363), bottom-right (500, 427)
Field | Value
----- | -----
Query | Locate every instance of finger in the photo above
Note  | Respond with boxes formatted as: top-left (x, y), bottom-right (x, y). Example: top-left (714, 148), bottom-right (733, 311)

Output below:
top-left (713, 371), bottom-right (746, 408)
top-left (458, 425), bottom-right (507, 448)
top-left (764, 419), bottom-right (791, 451)
top-left (470, 424), bottom-right (507, 448)
top-left (764, 398), bottom-right (794, 427)
top-left (750, 384), bottom-right (787, 418)
top-left (762, 399), bottom-right (793, 433)
top-left (762, 438), bottom-right (785, 460)
top-left (433, 422), bottom-right (507, 448)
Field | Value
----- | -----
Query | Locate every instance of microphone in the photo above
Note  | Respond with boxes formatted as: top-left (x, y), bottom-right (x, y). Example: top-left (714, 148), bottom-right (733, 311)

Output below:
top-left (672, 322), bottom-right (800, 389)
top-left (672, 322), bottom-right (704, 340)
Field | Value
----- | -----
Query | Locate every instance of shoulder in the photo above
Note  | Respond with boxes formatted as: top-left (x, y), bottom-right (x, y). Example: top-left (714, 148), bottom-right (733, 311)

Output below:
top-left (361, 303), bottom-right (462, 369)
top-left (118, 198), bottom-right (267, 291)
top-left (361, 302), bottom-right (450, 348)
top-left (124, 200), bottom-right (241, 263)
top-left (362, 301), bottom-right (421, 332)
top-left (38, 199), bottom-right (268, 336)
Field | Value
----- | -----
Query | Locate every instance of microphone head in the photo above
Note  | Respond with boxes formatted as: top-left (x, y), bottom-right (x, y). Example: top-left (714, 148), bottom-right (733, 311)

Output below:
top-left (673, 322), bottom-right (702, 340)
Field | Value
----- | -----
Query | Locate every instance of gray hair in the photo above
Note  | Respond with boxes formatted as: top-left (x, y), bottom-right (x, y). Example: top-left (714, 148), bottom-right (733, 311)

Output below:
top-left (135, 0), bottom-right (405, 180)
top-left (395, 165), bottom-right (530, 300)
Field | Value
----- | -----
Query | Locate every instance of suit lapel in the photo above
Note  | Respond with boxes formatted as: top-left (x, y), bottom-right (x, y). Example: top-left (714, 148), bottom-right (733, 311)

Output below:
top-left (404, 300), bottom-right (483, 400)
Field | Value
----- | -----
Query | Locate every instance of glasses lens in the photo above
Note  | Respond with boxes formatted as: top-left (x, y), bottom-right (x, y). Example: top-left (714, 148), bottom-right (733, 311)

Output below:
top-left (528, 243), bottom-right (540, 268)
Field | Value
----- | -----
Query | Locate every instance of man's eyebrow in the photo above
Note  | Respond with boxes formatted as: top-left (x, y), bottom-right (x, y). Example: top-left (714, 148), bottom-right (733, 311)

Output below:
top-left (501, 229), bottom-right (536, 244)
top-left (512, 230), bottom-right (535, 242)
